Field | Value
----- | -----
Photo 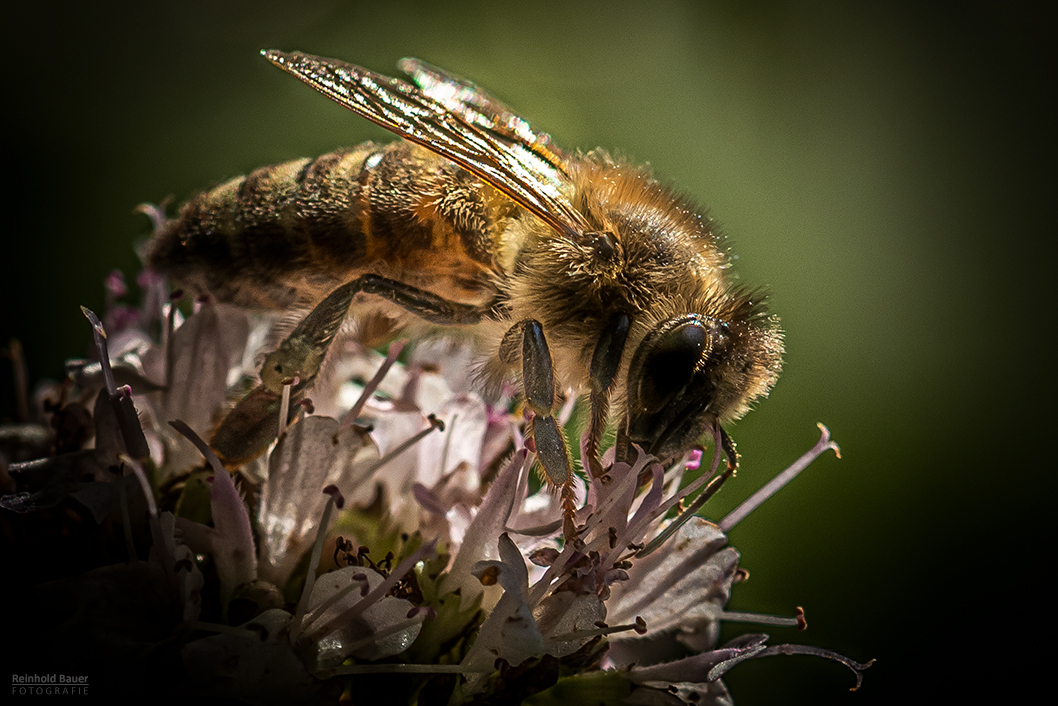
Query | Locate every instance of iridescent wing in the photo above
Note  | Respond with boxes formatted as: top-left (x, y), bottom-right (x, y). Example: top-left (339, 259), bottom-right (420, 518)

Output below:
top-left (397, 58), bottom-right (573, 177)
top-left (263, 50), bottom-right (589, 238)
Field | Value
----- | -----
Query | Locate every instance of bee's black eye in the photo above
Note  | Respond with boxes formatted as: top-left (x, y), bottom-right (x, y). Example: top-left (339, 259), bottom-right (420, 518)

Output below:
top-left (635, 322), bottom-right (708, 414)
top-left (626, 315), bottom-right (732, 455)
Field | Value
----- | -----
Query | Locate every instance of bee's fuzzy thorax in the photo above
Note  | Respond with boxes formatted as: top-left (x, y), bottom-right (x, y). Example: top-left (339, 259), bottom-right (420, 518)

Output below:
top-left (482, 153), bottom-right (782, 425)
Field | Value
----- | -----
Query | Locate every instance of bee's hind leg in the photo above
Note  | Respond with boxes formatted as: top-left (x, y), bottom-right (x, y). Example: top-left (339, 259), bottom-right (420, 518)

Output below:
top-left (258, 274), bottom-right (481, 391)
top-left (353, 274), bottom-right (485, 325)
top-left (501, 319), bottom-right (578, 539)
top-left (212, 275), bottom-right (486, 462)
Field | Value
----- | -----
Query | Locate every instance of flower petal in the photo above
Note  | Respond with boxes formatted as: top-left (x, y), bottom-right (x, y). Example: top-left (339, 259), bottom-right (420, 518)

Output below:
top-left (608, 518), bottom-right (737, 660)
top-left (259, 416), bottom-right (374, 586)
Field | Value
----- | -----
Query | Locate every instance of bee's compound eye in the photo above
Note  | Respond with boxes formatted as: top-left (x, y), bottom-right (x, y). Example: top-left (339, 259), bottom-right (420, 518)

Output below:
top-left (627, 316), bottom-right (731, 455)
top-left (634, 322), bottom-right (709, 415)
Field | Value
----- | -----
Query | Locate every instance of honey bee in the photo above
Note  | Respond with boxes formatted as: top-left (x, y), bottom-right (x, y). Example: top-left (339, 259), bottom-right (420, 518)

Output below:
top-left (148, 51), bottom-right (783, 535)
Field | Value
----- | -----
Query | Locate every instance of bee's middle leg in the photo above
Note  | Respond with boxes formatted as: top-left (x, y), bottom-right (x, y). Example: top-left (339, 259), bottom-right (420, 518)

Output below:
top-left (501, 319), bottom-right (577, 538)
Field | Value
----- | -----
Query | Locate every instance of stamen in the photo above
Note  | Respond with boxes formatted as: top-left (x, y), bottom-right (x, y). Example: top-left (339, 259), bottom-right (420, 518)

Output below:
top-left (82, 307), bottom-right (148, 458)
top-left (617, 461), bottom-right (665, 557)
top-left (527, 530), bottom-right (613, 607)
top-left (647, 432), bottom-right (723, 530)
top-left (290, 485), bottom-right (345, 645)
top-left (719, 424), bottom-right (840, 533)
top-left (356, 414), bottom-right (444, 478)
top-left (657, 453), bottom-right (691, 501)
top-left (302, 539), bottom-right (437, 643)
top-left (528, 547), bottom-right (560, 567)
top-left (81, 307), bottom-right (115, 394)
top-left (341, 339), bottom-right (406, 427)
top-left (549, 615), bottom-right (648, 643)
top-left (748, 644), bottom-right (874, 691)
top-left (718, 608), bottom-right (804, 629)
top-left (291, 398), bottom-right (315, 429)
top-left (635, 431), bottom-right (727, 557)
top-left (398, 365), bottom-right (421, 408)
top-left (277, 376), bottom-right (298, 437)
top-left (526, 541), bottom-right (578, 606)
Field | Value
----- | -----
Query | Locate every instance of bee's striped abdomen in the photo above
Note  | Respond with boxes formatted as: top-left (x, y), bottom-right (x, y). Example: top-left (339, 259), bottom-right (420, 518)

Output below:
top-left (148, 142), bottom-right (507, 309)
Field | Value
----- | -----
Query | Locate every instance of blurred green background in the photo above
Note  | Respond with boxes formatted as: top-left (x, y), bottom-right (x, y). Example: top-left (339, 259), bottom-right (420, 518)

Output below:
top-left (3, 1), bottom-right (1049, 703)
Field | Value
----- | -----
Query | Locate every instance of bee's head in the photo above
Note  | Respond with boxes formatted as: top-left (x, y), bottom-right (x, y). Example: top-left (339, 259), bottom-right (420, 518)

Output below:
top-left (624, 301), bottom-right (782, 458)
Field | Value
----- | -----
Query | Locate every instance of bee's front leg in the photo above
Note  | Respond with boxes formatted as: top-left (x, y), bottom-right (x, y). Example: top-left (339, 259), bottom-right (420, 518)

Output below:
top-left (501, 319), bottom-right (577, 538)
top-left (585, 313), bottom-right (631, 479)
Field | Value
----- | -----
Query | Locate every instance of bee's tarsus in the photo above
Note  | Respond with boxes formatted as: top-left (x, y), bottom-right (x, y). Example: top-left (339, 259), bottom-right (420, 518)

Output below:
top-left (530, 415), bottom-right (573, 487)
top-left (507, 319), bottom-right (578, 536)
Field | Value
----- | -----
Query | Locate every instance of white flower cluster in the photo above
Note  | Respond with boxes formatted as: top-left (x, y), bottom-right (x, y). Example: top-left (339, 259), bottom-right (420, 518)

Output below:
top-left (0, 277), bottom-right (868, 705)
